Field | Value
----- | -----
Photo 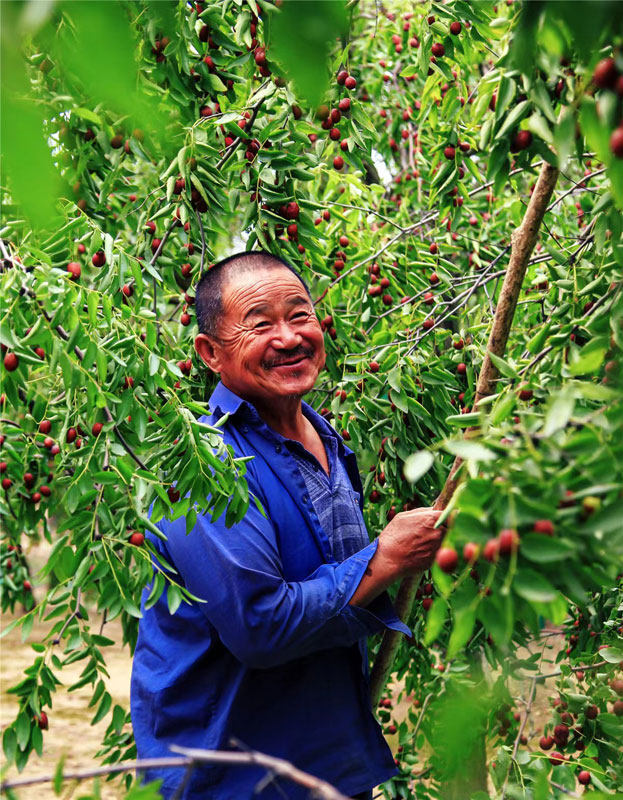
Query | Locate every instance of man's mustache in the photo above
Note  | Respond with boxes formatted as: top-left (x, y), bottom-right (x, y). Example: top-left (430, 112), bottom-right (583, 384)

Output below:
top-left (262, 346), bottom-right (315, 369)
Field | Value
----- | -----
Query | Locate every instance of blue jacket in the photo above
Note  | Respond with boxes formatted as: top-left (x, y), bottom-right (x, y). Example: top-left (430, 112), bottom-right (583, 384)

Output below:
top-left (130, 381), bottom-right (411, 799)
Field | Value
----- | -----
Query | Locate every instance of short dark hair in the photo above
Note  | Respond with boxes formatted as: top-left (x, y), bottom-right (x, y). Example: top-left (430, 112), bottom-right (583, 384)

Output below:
top-left (195, 250), bottom-right (312, 338)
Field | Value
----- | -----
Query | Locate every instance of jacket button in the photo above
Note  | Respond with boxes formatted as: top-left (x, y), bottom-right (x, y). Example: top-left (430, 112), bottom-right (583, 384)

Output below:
top-left (302, 494), bottom-right (309, 504)
top-left (275, 443), bottom-right (283, 453)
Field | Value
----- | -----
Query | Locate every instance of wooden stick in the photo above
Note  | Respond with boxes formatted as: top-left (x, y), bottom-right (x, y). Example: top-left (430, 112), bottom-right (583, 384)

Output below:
top-left (1, 745), bottom-right (351, 800)
top-left (369, 160), bottom-right (560, 709)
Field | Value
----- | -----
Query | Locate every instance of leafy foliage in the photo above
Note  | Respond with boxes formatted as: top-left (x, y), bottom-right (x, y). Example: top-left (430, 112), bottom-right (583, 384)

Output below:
top-left (1, 0), bottom-right (622, 798)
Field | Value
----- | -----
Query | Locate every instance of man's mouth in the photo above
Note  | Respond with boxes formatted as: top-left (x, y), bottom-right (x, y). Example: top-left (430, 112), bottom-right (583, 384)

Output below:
top-left (269, 355), bottom-right (309, 368)
top-left (263, 350), bottom-right (314, 369)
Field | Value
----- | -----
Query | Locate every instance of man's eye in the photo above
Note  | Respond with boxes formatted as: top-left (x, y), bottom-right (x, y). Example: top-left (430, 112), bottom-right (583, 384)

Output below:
top-left (292, 312), bottom-right (308, 320)
top-left (253, 321), bottom-right (270, 329)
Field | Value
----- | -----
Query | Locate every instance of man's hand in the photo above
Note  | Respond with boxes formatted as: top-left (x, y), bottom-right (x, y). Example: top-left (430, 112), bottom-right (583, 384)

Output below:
top-left (348, 506), bottom-right (445, 609)
top-left (377, 507), bottom-right (446, 578)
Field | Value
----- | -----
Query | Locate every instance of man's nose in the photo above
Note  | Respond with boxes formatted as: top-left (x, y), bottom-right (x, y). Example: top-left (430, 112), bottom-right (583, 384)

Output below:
top-left (272, 320), bottom-right (303, 349)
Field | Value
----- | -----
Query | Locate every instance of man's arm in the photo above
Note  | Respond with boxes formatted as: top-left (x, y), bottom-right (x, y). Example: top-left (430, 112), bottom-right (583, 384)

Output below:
top-left (158, 476), bottom-right (442, 670)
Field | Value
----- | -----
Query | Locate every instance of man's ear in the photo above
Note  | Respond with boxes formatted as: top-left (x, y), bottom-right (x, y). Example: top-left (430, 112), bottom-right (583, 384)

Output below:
top-left (194, 333), bottom-right (223, 374)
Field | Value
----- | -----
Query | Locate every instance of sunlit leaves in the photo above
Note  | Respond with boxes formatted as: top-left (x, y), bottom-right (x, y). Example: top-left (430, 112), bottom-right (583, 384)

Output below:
top-left (0, 4), bottom-right (61, 227)
top-left (269, 0), bottom-right (348, 108)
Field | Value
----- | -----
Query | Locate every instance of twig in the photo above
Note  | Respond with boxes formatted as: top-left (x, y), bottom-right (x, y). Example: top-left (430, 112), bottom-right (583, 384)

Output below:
top-left (501, 677), bottom-right (537, 800)
top-left (315, 163), bottom-right (531, 308)
top-left (519, 281), bottom-right (617, 377)
top-left (100, 406), bottom-right (148, 471)
top-left (0, 418), bottom-right (22, 428)
top-left (546, 167), bottom-right (606, 212)
top-left (409, 692), bottom-right (433, 746)
top-left (53, 588), bottom-right (82, 644)
top-left (1, 747), bottom-right (348, 799)
top-left (327, 201), bottom-right (405, 231)
top-left (215, 82), bottom-right (271, 172)
top-left (170, 744), bottom-right (351, 800)
top-left (550, 782), bottom-right (581, 798)
top-left (1, 758), bottom-right (193, 789)
top-left (195, 210), bottom-right (208, 278)
top-left (520, 660), bottom-right (608, 681)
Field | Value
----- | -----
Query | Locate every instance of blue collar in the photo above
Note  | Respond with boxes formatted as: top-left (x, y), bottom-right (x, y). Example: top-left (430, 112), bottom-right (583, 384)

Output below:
top-left (208, 380), bottom-right (345, 448)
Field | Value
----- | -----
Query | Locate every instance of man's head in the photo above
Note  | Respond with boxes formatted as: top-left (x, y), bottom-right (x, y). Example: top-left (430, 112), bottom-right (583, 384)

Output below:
top-left (194, 251), bottom-right (325, 405)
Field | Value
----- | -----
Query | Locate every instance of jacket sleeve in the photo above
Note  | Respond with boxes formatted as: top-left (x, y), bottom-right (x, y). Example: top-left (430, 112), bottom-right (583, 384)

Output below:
top-left (160, 483), bottom-right (411, 670)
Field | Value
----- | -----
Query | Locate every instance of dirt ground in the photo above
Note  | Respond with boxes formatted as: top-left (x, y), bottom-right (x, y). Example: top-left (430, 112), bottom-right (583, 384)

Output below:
top-left (1, 541), bottom-right (565, 800)
top-left (1, 612), bottom-right (132, 799)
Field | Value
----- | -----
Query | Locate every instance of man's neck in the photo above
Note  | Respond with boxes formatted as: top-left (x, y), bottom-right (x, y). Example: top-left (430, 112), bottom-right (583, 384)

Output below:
top-left (228, 383), bottom-right (308, 441)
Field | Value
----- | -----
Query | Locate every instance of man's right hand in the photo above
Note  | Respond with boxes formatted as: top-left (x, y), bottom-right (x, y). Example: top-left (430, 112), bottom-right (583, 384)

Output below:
top-left (378, 507), bottom-right (446, 578)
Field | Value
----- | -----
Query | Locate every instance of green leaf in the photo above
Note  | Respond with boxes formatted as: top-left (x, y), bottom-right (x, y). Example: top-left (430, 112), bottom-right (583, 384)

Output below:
top-left (121, 595), bottom-right (142, 618)
top-left (513, 568), bottom-right (557, 603)
top-left (579, 499), bottom-right (623, 539)
top-left (526, 112), bottom-right (553, 145)
top-left (387, 367), bottom-right (401, 394)
top-left (526, 321), bottom-right (552, 355)
top-left (53, 754), bottom-right (66, 795)
top-left (531, 79), bottom-right (557, 124)
top-left (568, 342), bottom-right (607, 376)
top-left (3, 727), bottom-right (17, 764)
top-left (15, 713), bottom-right (30, 750)
top-left (167, 583), bottom-right (183, 615)
top-left (477, 593), bottom-right (513, 646)
top-left (270, 0), bottom-right (348, 108)
top-left (423, 597), bottom-right (448, 645)
top-left (599, 646), bottom-right (623, 664)
top-left (488, 350), bottom-right (519, 379)
top-left (542, 386), bottom-right (575, 436)
top-left (90, 691), bottom-right (112, 726)
top-left (1, 14), bottom-right (61, 227)
top-left (447, 604), bottom-right (477, 659)
top-left (520, 534), bottom-right (575, 563)
top-left (144, 573), bottom-right (165, 610)
top-left (490, 392), bottom-right (516, 425)
top-left (148, 353), bottom-right (160, 376)
top-left (87, 293), bottom-right (99, 327)
top-left (579, 97), bottom-right (611, 164)
top-left (403, 451), bottom-right (434, 483)
top-left (495, 101), bottom-right (530, 140)
top-left (443, 440), bottom-right (497, 462)
top-left (31, 724), bottom-right (43, 756)
top-left (208, 73), bottom-right (227, 93)
top-left (96, 350), bottom-right (107, 383)
top-left (597, 712), bottom-right (623, 738)
top-left (554, 108), bottom-right (576, 168)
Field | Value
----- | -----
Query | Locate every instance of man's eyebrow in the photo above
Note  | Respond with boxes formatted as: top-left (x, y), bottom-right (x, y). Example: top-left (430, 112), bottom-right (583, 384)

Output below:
top-left (242, 303), bottom-right (270, 322)
top-left (287, 295), bottom-right (312, 308)
top-left (242, 296), bottom-right (310, 323)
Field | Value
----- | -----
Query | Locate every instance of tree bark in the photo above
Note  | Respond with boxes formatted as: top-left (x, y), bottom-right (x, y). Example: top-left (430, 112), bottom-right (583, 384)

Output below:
top-left (369, 160), bottom-right (560, 713)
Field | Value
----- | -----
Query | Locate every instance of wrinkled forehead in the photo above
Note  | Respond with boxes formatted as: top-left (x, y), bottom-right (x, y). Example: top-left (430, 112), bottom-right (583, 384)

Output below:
top-left (221, 265), bottom-right (310, 315)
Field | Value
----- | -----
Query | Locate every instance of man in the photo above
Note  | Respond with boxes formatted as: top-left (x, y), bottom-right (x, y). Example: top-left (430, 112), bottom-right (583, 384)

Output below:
top-left (130, 250), bottom-right (445, 800)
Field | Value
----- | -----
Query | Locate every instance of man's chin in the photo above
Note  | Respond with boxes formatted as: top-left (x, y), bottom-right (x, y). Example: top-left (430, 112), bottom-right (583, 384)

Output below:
top-left (268, 366), bottom-right (318, 395)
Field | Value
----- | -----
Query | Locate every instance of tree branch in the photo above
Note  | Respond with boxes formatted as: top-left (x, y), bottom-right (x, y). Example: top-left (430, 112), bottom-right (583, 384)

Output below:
top-left (1, 745), bottom-right (352, 800)
top-left (369, 159), bottom-right (560, 708)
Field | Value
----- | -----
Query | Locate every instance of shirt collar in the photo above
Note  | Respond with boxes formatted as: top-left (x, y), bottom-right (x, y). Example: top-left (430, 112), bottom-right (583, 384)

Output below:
top-left (208, 380), bottom-right (345, 447)
top-left (208, 380), bottom-right (249, 418)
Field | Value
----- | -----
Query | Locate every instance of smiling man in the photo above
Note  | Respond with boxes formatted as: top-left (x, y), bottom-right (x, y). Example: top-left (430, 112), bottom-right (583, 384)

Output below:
top-left (130, 250), bottom-right (445, 800)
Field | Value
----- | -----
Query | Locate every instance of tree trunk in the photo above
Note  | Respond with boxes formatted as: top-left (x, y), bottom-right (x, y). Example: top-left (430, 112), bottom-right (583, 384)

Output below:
top-left (369, 160), bottom-right (560, 727)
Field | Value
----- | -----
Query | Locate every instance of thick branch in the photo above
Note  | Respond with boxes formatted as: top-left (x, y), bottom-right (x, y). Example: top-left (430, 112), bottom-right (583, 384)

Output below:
top-left (369, 160), bottom-right (560, 708)
top-left (473, 161), bottom-right (559, 407)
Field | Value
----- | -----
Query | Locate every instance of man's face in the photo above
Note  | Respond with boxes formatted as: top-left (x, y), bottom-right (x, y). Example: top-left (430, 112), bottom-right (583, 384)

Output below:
top-left (196, 266), bottom-right (326, 404)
